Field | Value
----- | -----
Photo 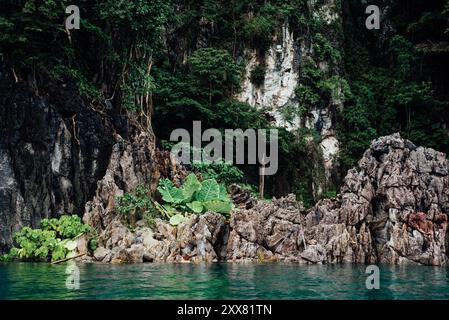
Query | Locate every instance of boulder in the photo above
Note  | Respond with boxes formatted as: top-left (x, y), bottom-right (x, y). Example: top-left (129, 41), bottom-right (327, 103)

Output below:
top-left (126, 244), bottom-right (145, 263)
top-left (110, 247), bottom-right (130, 264)
top-left (93, 247), bottom-right (111, 262)
top-left (75, 234), bottom-right (89, 256)
top-left (227, 194), bottom-right (308, 262)
top-left (144, 213), bottom-right (228, 263)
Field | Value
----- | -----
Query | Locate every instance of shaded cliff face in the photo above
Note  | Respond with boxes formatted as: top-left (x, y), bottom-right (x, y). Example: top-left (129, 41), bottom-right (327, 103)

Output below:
top-left (0, 64), bottom-right (185, 253)
top-left (0, 65), bottom-right (124, 252)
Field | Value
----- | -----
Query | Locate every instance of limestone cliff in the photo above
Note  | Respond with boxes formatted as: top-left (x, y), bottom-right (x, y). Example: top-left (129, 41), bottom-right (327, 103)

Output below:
top-left (237, 0), bottom-right (345, 197)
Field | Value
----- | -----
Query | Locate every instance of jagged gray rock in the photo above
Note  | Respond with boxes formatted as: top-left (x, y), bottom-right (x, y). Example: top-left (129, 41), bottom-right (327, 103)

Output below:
top-left (92, 212), bottom-right (227, 264)
top-left (229, 184), bottom-right (255, 210)
top-left (83, 133), bottom-right (185, 234)
top-left (84, 133), bottom-right (449, 266)
top-left (227, 194), bottom-right (307, 262)
top-left (228, 133), bottom-right (449, 265)
top-left (146, 212), bottom-right (228, 263)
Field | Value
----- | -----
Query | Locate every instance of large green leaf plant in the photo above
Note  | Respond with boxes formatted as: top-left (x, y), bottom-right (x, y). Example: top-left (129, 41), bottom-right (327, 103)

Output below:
top-left (156, 174), bottom-right (233, 226)
top-left (0, 215), bottom-right (94, 263)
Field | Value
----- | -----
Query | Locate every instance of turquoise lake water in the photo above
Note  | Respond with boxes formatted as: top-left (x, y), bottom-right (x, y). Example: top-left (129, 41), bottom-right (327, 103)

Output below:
top-left (0, 262), bottom-right (448, 299)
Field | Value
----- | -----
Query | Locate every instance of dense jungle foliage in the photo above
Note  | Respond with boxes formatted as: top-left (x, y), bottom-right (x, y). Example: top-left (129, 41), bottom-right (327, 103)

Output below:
top-left (1, 0), bottom-right (448, 208)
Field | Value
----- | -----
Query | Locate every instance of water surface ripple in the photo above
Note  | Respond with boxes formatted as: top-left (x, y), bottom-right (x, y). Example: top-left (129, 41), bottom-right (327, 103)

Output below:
top-left (1, 263), bottom-right (448, 299)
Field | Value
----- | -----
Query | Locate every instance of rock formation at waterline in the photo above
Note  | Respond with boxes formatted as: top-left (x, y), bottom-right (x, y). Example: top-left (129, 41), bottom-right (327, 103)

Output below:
top-left (88, 133), bottom-right (449, 266)
top-left (231, 133), bottom-right (449, 265)
top-left (91, 213), bottom-right (228, 264)
top-left (82, 132), bottom-right (185, 234)
top-left (2, 91), bottom-right (447, 266)
top-left (228, 133), bottom-right (449, 265)
top-left (0, 78), bottom-right (446, 266)
top-left (0, 64), bottom-right (183, 253)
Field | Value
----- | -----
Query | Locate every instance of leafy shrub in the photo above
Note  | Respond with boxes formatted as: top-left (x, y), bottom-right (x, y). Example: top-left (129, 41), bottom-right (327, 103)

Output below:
top-left (312, 33), bottom-right (341, 63)
top-left (12, 227), bottom-right (72, 262)
top-left (116, 186), bottom-right (159, 226)
top-left (156, 174), bottom-right (233, 222)
top-left (279, 104), bottom-right (299, 124)
top-left (323, 190), bottom-right (337, 198)
top-left (389, 35), bottom-right (418, 80)
top-left (0, 251), bottom-right (16, 262)
top-left (239, 183), bottom-right (260, 199)
top-left (117, 186), bottom-right (152, 215)
top-left (88, 237), bottom-right (98, 252)
top-left (250, 64), bottom-right (266, 86)
top-left (168, 144), bottom-right (247, 187)
top-left (301, 57), bottom-right (323, 82)
top-left (295, 85), bottom-right (320, 114)
top-left (293, 181), bottom-right (315, 209)
top-left (242, 15), bottom-right (275, 53)
top-left (41, 215), bottom-right (91, 239)
top-left (317, 76), bottom-right (351, 104)
top-left (1, 215), bottom-right (92, 263)
top-left (48, 66), bottom-right (103, 101)
top-left (189, 48), bottom-right (243, 102)
top-left (191, 159), bottom-right (244, 186)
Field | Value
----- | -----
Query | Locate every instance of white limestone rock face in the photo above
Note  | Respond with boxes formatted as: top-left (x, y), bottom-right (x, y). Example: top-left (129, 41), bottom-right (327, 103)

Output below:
top-left (237, 19), bottom-right (342, 182)
top-left (320, 136), bottom-right (339, 179)
top-left (237, 24), bottom-right (300, 130)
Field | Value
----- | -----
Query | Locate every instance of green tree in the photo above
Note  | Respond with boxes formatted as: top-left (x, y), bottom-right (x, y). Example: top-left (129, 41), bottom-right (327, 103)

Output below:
top-left (189, 48), bottom-right (243, 104)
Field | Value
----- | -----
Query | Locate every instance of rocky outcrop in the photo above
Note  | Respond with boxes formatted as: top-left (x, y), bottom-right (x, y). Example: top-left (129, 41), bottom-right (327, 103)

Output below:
top-left (83, 133), bottom-right (185, 234)
top-left (92, 212), bottom-right (228, 264)
top-left (227, 195), bottom-right (307, 262)
top-left (84, 133), bottom-right (449, 266)
top-left (3, 85), bottom-right (443, 267)
top-left (229, 184), bottom-right (255, 210)
top-left (81, 131), bottom-right (234, 264)
top-left (331, 133), bottom-right (449, 265)
top-left (0, 64), bottom-right (183, 254)
top-left (227, 133), bottom-right (449, 266)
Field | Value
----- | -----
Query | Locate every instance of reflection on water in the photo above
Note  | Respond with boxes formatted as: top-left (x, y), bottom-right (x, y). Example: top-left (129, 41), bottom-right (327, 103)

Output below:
top-left (0, 262), bottom-right (449, 300)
